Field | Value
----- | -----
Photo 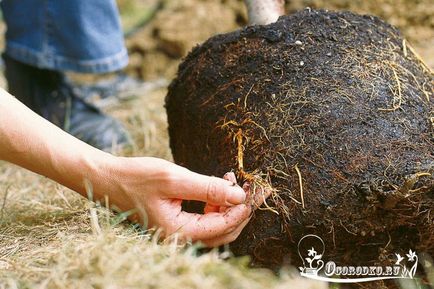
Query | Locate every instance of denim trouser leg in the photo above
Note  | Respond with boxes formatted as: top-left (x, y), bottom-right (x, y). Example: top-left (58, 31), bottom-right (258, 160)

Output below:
top-left (0, 0), bottom-right (128, 73)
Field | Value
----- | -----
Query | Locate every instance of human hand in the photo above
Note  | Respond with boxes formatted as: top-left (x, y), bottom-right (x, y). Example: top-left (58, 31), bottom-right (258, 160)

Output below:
top-left (106, 157), bottom-right (270, 246)
top-left (0, 90), bottom-right (271, 246)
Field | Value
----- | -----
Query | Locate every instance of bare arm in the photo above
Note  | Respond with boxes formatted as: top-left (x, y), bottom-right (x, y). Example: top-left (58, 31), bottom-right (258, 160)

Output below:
top-left (0, 88), bottom-right (267, 246)
top-left (0, 88), bottom-right (111, 196)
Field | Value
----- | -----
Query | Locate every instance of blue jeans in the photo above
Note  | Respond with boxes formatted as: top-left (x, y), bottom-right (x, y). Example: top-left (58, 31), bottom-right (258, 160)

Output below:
top-left (0, 0), bottom-right (128, 73)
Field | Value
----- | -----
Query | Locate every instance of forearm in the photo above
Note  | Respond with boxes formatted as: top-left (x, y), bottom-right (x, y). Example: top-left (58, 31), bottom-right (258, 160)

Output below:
top-left (0, 89), bottom-right (257, 244)
top-left (0, 88), bottom-right (120, 204)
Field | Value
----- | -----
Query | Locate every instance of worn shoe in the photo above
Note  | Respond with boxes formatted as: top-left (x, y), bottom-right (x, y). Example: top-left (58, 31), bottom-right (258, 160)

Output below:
top-left (2, 54), bottom-right (133, 151)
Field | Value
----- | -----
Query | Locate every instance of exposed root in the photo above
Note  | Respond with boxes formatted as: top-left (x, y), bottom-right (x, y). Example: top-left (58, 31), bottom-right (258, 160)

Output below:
top-left (406, 42), bottom-right (434, 74)
top-left (200, 78), bottom-right (244, 107)
top-left (235, 129), bottom-right (245, 172)
top-left (399, 172), bottom-right (432, 195)
top-left (294, 164), bottom-right (305, 209)
top-left (382, 171), bottom-right (432, 209)
top-left (251, 180), bottom-right (279, 215)
top-left (243, 84), bottom-right (255, 109)
top-left (378, 66), bottom-right (403, 112)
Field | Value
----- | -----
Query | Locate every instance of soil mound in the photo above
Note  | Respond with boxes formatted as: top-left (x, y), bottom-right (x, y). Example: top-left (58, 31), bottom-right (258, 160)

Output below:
top-left (166, 8), bottom-right (433, 274)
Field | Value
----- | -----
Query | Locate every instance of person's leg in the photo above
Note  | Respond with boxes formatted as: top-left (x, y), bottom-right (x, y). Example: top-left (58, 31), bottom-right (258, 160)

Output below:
top-left (2, 55), bottom-right (132, 150)
top-left (0, 0), bottom-right (132, 150)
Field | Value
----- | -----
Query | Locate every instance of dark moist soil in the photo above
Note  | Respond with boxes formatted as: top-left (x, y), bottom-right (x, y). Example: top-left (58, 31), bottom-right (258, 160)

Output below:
top-left (165, 8), bottom-right (433, 287)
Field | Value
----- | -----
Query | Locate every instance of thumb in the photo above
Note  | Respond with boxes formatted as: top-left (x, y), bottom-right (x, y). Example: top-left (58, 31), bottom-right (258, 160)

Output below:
top-left (169, 171), bottom-right (246, 206)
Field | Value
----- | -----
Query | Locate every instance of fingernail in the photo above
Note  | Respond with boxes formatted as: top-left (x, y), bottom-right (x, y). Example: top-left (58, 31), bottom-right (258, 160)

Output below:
top-left (242, 182), bottom-right (250, 192)
top-left (223, 172), bottom-right (237, 184)
top-left (228, 187), bottom-right (246, 204)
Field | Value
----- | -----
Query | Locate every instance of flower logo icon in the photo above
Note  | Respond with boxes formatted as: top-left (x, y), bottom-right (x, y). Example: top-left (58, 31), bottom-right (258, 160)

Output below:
top-left (399, 249), bottom-right (418, 278)
top-left (298, 234), bottom-right (325, 276)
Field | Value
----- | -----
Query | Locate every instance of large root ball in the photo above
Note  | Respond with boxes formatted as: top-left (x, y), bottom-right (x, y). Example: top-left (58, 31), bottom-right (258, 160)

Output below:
top-left (166, 9), bottom-right (433, 271)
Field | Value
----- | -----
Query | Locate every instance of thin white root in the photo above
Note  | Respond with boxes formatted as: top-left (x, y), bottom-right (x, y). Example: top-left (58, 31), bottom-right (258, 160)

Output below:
top-left (294, 164), bottom-right (305, 209)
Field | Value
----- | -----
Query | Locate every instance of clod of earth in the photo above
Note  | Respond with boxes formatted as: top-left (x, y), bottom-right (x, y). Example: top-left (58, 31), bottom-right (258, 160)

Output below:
top-left (165, 8), bottom-right (433, 274)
